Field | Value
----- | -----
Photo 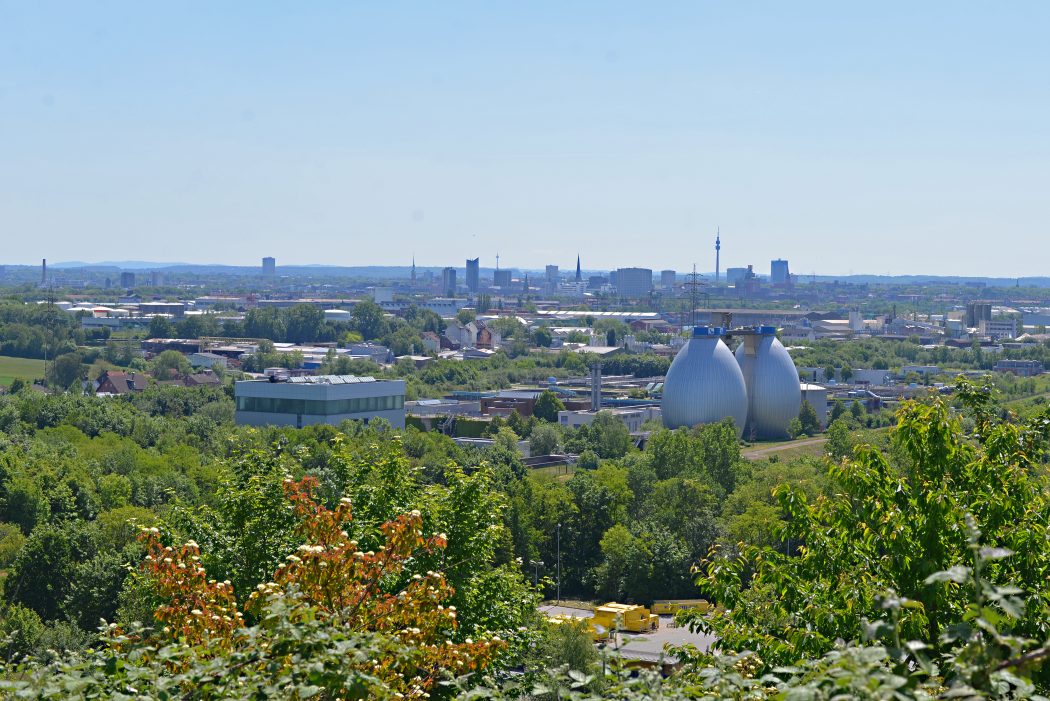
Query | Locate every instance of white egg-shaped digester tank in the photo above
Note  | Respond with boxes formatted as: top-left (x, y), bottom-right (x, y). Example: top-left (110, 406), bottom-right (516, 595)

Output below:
top-left (661, 327), bottom-right (748, 437)
top-left (734, 327), bottom-right (801, 440)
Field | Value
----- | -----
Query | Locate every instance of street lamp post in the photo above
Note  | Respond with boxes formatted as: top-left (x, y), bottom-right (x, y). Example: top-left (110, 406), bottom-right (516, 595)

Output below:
top-left (529, 560), bottom-right (544, 586)
top-left (556, 523), bottom-right (562, 604)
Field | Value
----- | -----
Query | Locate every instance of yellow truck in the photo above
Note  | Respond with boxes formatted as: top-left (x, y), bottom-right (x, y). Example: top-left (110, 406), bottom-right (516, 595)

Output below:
top-left (591, 602), bottom-right (659, 634)
top-left (651, 599), bottom-right (711, 615)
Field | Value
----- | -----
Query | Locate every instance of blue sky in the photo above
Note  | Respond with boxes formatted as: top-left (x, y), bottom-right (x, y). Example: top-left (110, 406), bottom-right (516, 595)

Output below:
top-left (2, 2), bottom-right (1048, 276)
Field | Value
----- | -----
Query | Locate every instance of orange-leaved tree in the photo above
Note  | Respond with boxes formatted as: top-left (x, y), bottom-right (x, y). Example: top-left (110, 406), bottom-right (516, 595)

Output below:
top-left (136, 476), bottom-right (505, 697)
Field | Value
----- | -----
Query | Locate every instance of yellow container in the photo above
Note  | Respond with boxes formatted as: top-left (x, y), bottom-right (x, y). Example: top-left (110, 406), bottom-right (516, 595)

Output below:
top-left (651, 599), bottom-right (711, 615)
top-left (592, 602), bottom-right (659, 633)
top-left (546, 613), bottom-right (606, 641)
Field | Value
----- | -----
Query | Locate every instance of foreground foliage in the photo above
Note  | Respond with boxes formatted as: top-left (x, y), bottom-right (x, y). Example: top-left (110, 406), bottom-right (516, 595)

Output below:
top-left (2, 478), bottom-right (505, 699)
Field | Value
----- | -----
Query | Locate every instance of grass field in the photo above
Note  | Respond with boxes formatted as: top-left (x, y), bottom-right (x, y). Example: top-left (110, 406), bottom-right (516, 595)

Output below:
top-left (533, 464), bottom-right (577, 481)
top-left (742, 437), bottom-right (828, 461)
top-left (0, 356), bottom-right (45, 387)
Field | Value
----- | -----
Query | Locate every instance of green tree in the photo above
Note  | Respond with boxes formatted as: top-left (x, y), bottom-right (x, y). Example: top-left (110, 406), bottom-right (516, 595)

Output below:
top-left (487, 316), bottom-right (524, 340)
top-left (824, 417), bottom-right (854, 460)
top-left (96, 473), bottom-right (132, 510)
top-left (798, 400), bottom-right (821, 436)
top-left (689, 391), bottom-right (1050, 671)
top-left (532, 389), bottom-right (565, 422)
top-left (151, 349), bottom-right (191, 379)
top-left (0, 604), bottom-right (43, 659)
top-left (533, 327), bottom-right (553, 347)
top-left (456, 308), bottom-right (476, 325)
top-left (284, 304), bottom-right (325, 344)
top-left (529, 423), bottom-right (562, 456)
top-left (6, 523), bottom-right (92, 620)
top-left (577, 449), bottom-right (600, 470)
top-left (243, 308), bottom-right (286, 342)
top-left (829, 400), bottom-right (847, 423)
top-left (48, 352), bottom-right (84, 390)
top-left (0, 523), bottom-right (26, 568)
top-left (564, 464), bottom-right (633, 593)
top-left (351, 300), bottom-right (389, 340)
top-left (533, 618), bottom-right (599, 676)
top-left (147, 315), bottom-right (174, 338)
top-left (590, 411), bottom-right (632, 459)
top-left (593, 523), bottom-right (650, 600)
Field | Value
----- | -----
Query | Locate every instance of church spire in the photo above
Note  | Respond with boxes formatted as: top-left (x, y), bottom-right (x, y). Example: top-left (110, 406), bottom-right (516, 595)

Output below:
top-left (575, 254), bottom-right (582, 282)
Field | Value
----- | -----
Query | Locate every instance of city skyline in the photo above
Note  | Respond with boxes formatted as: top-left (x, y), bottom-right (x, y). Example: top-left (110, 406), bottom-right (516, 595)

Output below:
top-left (3, 3), bottom-right (1049, 276)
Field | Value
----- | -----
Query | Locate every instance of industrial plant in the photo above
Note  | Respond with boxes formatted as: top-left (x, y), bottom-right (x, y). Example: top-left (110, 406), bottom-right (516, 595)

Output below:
top-left (661, 327), bottom-right (749, 437)
top-left (735, 327), bottom-right (802, 440)
top-left (662, 326), bottom-right (802, 439)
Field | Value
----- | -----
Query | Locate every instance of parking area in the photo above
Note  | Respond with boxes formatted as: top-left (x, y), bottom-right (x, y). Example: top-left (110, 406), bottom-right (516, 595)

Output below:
top-left (539, 604), bottom-right (718, 663)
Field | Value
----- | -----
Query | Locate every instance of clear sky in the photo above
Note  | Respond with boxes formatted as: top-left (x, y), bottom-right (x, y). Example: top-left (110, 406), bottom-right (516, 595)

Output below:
top-left (2, 2), bottom-right (1048, 276)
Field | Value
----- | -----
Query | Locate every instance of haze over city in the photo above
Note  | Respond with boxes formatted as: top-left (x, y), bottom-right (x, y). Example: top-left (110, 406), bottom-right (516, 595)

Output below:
top-left (3, 2), bottom-right (1049, 276)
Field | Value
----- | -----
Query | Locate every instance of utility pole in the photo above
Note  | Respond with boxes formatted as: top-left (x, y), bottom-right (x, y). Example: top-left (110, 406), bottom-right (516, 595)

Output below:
top-left (684, 264), bottom-right (704, 329)
top-left (43, 285), bottom-right (56, 387)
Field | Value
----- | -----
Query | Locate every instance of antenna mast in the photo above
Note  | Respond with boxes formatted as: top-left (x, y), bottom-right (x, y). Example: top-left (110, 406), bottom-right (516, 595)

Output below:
top-left (715, 228), bottom-right (721, 284)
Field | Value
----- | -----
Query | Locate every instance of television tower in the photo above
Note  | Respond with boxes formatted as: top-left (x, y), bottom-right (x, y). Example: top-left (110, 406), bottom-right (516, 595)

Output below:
top-left (715, 228), bottom-right (721, 284)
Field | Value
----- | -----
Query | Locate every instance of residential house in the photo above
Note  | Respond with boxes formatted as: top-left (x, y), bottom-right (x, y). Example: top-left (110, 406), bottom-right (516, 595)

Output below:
top-left (421, 331), bottom-right (441, 354)
top-left (95, 370), bottom-right (150, 395)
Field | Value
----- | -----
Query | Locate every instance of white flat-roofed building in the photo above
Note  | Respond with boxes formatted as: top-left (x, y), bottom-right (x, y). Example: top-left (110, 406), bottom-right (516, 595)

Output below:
top-left (235, 374), bottom-right (406, 429)
top-left (979, 318), bottom-right (1019, 340)
top-left (559, 406), bottom-right (662, 433)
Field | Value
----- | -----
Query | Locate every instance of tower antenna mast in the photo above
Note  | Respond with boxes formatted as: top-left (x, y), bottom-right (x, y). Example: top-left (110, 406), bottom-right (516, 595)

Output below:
top-left (715, 228), bottom-right (721, 284)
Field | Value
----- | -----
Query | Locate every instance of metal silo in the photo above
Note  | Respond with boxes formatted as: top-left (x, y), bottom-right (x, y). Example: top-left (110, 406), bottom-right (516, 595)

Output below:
top-left (661, 327), bottom-right (748, 437)
top-left (734, 327), bottom-right (801, 440)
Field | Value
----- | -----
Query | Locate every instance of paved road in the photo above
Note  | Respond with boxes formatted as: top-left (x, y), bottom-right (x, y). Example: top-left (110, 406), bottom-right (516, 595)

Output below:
top-left (743, 437), bottom-right (826, 460)
top-left (539, 605), bottom-right (717, 661)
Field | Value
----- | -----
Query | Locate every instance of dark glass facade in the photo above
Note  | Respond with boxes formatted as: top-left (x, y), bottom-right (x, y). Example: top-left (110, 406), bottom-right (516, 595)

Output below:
top-left (236, 393), bottom-right (404, 416)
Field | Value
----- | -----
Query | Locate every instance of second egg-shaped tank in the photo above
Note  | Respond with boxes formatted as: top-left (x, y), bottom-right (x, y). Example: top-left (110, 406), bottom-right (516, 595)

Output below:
top-left (734, 328), bottom-right (801, 440)
top-left (661, 327), bottom-right (748, 437)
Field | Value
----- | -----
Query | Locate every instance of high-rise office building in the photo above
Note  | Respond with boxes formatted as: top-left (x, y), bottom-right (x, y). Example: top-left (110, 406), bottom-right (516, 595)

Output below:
top-left (660, 270), bottom-right (676, 289)
top-left (120, 272), bottom-right (136, 288)
top-left (442, 267), bottom-right (457, 296)
top-left (466, 258), bottom-right (480, 293)
top-left (726, 266), bottom-right (755, 285)
top-left (262, 257), bottom-right (276, 276)
top-left (545, 265), bottom-right (559, 282)
top-left (966, 302), bottom-right (993, 329)
top-left (771, 259), bottom-right (790, 285)
top-left (493, 269), bottom-right (512, 288)
top-left (614, 268), bottom-right (653, 299)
